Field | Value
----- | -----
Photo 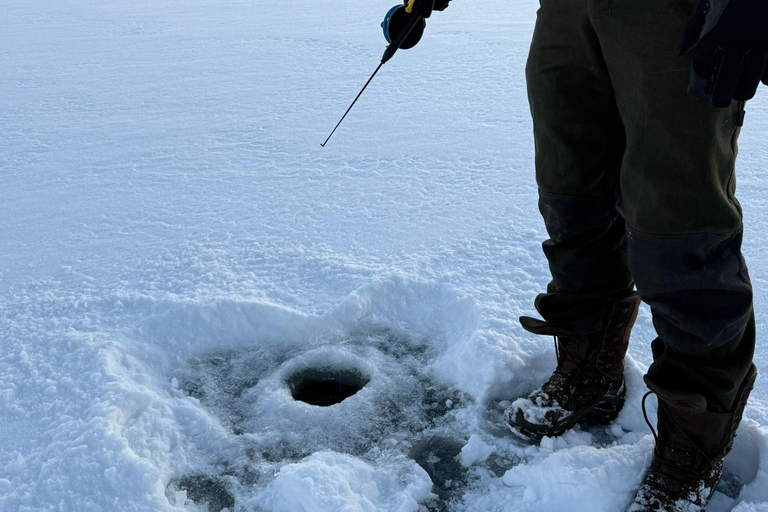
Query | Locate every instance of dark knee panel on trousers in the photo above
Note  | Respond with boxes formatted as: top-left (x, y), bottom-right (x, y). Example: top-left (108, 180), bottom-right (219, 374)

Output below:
top-left (535, 191), bottom-right (634, 333)
top-left (627, 228), bottom-right (752, 354)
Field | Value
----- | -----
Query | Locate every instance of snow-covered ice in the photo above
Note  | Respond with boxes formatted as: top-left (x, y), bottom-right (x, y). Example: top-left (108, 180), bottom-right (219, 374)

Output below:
top-left (3, 0), bottom-right (768, 511)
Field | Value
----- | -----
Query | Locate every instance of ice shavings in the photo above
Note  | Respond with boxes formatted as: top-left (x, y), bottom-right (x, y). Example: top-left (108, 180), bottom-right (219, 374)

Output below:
top-left (459, 435), bottom-right (496, 467)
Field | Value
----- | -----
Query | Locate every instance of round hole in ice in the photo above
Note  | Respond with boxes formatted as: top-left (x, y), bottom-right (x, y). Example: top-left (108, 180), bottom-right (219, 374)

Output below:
top-left (287, 367), bottom-right (370, 407)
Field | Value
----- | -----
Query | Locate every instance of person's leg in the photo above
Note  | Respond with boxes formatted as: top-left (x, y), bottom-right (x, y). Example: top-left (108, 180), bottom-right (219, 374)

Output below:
top-left (591, 0), bottom-right (756, 508)
top-left (592, 0), bottom-right (755, 414)
top-left (526, 0), bottom-right (634, 336)
top-left (505, 0), bottom-right (643, 439)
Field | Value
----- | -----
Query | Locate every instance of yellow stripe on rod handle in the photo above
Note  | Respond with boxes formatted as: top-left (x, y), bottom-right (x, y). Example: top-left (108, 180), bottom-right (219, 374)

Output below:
top-left (405, 0), bottom-right (417, 14)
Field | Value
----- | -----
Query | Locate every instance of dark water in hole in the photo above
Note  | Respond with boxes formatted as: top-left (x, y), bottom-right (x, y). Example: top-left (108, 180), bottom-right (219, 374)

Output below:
top-left (293, 380), bottom-right (363, 406)
top-left (287, 367), bottom-right (369, 407)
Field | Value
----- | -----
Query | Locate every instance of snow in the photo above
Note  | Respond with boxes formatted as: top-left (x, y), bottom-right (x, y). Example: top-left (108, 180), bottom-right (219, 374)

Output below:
top-left (253, 451), bottom-right (434, 512)
top-left (2, 0), bottom-right (768, 511)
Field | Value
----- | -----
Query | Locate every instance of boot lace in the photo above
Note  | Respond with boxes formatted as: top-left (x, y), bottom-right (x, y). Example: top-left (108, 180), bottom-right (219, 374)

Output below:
top-left (641, 391), bottom-right (717, 479)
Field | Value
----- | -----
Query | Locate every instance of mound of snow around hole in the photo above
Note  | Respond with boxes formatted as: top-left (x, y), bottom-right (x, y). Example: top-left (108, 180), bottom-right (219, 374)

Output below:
top-left (3, 275), bottom-right (768, 512)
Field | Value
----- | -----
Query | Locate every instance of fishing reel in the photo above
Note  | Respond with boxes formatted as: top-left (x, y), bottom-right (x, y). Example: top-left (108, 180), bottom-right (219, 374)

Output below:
top-left (321, 1), bottom-right (430, 146)
top-left (382, 4), bottom-right (425, 51)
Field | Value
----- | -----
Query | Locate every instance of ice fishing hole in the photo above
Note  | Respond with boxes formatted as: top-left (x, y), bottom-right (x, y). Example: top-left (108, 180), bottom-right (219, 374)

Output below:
top-left (287, 367), bottom-right (370, 406)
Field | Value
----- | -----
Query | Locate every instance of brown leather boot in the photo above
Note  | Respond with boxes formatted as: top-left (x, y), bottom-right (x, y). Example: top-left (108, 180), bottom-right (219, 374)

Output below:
top-left (627, 363), bottom-right (758, 512)
top-left (504, 292), bottom-right (642, 439)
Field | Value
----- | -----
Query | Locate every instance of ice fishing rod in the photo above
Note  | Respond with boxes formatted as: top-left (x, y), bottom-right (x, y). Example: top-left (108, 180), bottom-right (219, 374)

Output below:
top-left (321, 0), bottom-right (427, 147)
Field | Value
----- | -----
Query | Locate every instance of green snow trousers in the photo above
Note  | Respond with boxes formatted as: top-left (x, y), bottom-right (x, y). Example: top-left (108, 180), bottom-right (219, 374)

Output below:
top-left (527, 0), bottom-right (755, 411)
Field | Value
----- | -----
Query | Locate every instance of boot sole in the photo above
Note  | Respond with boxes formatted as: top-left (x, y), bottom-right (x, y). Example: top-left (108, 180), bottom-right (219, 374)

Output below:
top-left (505, 386), bottom-right (626, 441)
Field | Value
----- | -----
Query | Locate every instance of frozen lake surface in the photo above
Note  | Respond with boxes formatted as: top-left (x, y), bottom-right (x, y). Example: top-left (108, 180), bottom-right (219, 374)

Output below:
top-left (3, 0), bottom-right (768, 510)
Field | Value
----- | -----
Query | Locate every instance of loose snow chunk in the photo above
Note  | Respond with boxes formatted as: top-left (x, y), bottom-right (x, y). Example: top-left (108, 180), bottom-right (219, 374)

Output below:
top-left (256, 451), bottom-right (434, 512)
top-left (459, 435), bottom-right (495, 467)
top-left (4, 452), bottom-right (25, 474)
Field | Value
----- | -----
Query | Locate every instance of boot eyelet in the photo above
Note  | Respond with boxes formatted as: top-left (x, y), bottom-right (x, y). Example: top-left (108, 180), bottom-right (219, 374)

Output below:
top-left (616, 322), bottom-right (624, 328)
top-left (606, 363), bottom-right (613, 369)
top-left (622, 308), bottom-right (629, 313)
top-left (608, 351), bottom-right (615, 356)
top-left (612, 336), bottom-right (619, 342)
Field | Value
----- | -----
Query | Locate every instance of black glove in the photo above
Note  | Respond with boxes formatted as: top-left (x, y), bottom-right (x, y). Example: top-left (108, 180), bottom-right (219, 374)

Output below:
top-left (679, 0), bottom-right (768, 107)
top-left (407, 0), bottom-right (450, 19)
